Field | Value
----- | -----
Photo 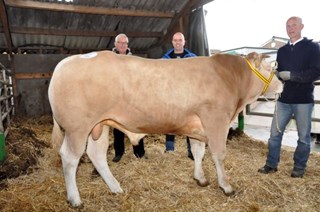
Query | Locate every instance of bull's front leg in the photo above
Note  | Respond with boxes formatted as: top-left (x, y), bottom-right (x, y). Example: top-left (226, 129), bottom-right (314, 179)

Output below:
top-left (212, 155), bottom-right (234, 195)
top-left (209, 144), bottom-right (235, 196)
top-left (190, 139), bottom-right (209, 186)
top-left (87, 125), bottom-right (123, 193)
top-left (199, 113), bottom-right (235, 196)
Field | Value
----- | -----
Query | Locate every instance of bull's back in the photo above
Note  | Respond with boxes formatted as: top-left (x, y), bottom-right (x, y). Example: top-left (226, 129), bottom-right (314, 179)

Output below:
top-left (49, 51), bottom-right (249, 128)
top-left (51, 51), bottom-right (244, 97)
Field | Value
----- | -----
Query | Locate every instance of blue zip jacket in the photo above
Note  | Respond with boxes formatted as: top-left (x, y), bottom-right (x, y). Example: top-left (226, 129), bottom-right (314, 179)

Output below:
top-left (162, 48), bottom-right (197, 59)
top-left (277, 37), bottom-right (320, 104)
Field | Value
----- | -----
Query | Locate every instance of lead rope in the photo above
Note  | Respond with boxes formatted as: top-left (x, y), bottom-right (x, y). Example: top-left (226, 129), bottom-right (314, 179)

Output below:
top-left (275, 100), bottom-right (282, 133)
top-left (269, 60), bottom-right (282, 133)
top-left (256, 59), bottom-right (282, 133)
top-left (262, 92), bottom-right (282, 133)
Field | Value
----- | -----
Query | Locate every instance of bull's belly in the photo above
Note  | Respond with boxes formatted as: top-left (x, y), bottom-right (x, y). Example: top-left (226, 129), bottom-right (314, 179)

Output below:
top-left (102, 115), bottom-right (206, 141)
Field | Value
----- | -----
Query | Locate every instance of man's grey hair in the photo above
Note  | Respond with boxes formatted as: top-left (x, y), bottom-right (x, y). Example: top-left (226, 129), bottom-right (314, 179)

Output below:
top-left (288, 16), bottom-right (303, 25)
top-left (115, 33), bottom-right (129, 43)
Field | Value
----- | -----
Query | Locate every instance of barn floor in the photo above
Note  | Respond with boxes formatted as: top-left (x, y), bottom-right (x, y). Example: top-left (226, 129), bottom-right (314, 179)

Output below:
top-left (0, 116), bottom-right (320, 211)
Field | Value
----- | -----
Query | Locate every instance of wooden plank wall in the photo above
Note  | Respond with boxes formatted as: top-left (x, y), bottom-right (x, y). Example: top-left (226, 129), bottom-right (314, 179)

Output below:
top-left (13, 54), bottom-right (68, 116)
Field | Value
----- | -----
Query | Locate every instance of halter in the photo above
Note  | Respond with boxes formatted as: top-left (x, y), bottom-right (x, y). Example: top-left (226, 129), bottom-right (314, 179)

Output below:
top-left (245, 58), bottom-right (283, 132)
top-left (244, 58), bottom-right (275, 95)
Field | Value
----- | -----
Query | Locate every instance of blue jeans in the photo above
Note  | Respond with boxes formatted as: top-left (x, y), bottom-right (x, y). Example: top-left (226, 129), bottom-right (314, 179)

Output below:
top-left (266, 101), bottom-right (313, 170)
top-left (165, 135), bottom-right (192, 155)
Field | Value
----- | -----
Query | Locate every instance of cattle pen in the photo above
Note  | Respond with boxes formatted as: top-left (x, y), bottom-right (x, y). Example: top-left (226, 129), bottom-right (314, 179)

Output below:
top-left (0, 0), bottom-right (320, 211)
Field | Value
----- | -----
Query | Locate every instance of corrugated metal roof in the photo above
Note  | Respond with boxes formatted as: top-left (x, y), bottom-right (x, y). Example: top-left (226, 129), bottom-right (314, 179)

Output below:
top-left (0, 0), bottom-right (213, 54)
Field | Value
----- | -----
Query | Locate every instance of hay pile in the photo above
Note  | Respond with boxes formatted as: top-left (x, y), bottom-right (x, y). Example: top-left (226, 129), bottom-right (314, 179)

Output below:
top-left (0, 116), bottom-right (319, 211)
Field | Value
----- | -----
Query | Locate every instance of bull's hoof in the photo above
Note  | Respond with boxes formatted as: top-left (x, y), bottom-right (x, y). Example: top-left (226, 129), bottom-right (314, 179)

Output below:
top-left (67, 200), bottom-right (84, 209)
top-left (219, 186), bottom-right (236, 196)
top-left (194, 178), bottom-right (210, 187)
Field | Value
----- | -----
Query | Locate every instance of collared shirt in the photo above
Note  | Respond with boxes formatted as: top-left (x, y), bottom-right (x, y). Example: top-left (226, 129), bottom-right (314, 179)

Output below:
top-left (112, 47), bottom-right (132, 55)
top-left (290, 37), bottom-right (303, 46)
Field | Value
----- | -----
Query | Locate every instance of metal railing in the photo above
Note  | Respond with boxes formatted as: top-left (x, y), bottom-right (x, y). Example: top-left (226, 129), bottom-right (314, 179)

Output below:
top-left (246, 81), bottom-right (320, 122)
top-left (0, 63), bottom-right (14, 162)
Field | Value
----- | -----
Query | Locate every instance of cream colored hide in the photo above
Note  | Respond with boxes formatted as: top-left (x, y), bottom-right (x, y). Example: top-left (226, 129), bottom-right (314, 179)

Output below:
top-left (48, 51), bottom-right (283, 208)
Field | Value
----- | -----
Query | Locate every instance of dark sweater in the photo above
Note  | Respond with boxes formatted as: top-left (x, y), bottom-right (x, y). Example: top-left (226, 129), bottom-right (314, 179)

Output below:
top-left (277, 37), bottom-right (320, 104)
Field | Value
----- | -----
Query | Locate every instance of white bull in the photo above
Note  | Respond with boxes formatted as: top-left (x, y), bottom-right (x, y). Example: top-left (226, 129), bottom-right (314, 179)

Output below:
top-left (48, 51), bottom-right (283, 207)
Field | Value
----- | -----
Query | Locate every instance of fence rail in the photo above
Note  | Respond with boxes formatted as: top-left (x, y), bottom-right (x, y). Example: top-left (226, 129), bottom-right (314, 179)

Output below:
top-left (246, 82), bottom-right (320, 123)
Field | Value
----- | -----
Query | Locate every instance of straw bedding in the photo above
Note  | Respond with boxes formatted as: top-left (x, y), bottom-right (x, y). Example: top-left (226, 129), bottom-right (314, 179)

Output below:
top-left (0, 115), bottom-right (319, 211)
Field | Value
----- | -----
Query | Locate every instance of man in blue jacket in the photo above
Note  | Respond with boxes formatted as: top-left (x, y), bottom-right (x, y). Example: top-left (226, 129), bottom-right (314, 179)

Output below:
top-left (258, 16), bottom-right (320, 178)
top-left (162, 32), bottom-right (196, 160)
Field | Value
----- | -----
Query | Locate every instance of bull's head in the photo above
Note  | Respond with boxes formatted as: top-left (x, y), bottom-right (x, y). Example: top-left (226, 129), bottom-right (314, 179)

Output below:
top-left (246, 52), bottom-right (283, 96)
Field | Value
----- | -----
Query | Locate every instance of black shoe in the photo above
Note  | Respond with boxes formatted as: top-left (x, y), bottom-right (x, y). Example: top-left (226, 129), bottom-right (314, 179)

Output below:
top-left (258, 165), bottom-right (277, 174)
top-left (134, 152), bottom-right (145, 158)
top-left (112, 155), bottom-right (122, 162)
top-left (188, 152), bottom-right (194, 161)
top-left (291, 167), bottom-right (304, 178)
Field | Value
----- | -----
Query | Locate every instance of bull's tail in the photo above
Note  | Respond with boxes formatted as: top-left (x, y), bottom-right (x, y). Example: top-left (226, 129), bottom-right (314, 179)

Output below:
top-left (51, 116), bottom-right (64, 150)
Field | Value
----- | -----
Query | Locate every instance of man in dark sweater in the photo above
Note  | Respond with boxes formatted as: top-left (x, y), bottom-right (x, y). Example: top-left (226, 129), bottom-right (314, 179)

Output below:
top-left (258, 16), bottom-right (320, 178)
top-left (111, 33), bottom-right (145, 162)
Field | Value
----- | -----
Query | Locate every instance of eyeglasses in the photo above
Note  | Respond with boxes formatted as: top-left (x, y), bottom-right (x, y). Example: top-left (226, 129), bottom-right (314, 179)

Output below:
top-left (116, 41), bottom-right (128, 45)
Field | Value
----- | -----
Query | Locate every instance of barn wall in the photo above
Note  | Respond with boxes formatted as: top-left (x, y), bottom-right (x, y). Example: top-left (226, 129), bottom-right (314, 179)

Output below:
top-left (14, 54), bottom-right (68, 117)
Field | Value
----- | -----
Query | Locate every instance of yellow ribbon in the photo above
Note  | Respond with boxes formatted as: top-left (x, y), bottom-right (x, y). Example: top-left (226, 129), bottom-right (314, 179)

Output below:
top-left (245, 58), bottom-right (275, 95)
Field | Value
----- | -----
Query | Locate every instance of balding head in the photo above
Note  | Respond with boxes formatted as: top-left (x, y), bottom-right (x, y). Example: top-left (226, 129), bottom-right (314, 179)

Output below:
top-left (172, 32), bottom-right (186, 54)
top-left (286, 16), bottom-right (304, 43)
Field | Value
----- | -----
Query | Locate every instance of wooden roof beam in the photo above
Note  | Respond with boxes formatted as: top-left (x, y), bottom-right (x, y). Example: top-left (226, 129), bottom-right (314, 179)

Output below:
top-left (10, 26), bottom-right (164, 38)
top-left (0, 0), bottom-right (13, 54)
top-left (5, 0), bottom-right (175, 18)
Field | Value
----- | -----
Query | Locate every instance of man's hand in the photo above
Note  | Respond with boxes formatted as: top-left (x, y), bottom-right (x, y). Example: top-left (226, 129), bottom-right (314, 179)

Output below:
top-left (279, 71), bottom-right (290, 81)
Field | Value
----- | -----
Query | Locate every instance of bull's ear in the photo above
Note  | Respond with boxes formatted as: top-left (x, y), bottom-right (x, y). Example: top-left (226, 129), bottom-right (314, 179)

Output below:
top-left (246, 52), bottom-right (262, 68)
top-left (247, 52), bottom-right (259, 60)
top-left (260, 54), bottom-right (270, 59)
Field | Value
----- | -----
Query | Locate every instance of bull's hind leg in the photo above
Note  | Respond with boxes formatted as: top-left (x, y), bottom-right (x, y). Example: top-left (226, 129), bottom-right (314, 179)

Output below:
top-left (86, 125), bottom-right (123, 193)
top-left (190, 138), bottom-right (209, 186)
top-left (60, 132), bottom-right (87, 208)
